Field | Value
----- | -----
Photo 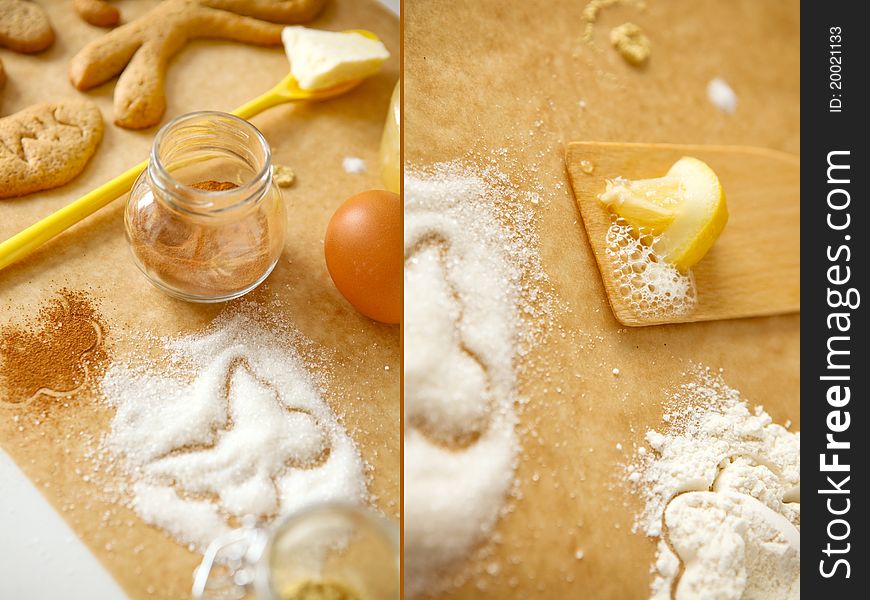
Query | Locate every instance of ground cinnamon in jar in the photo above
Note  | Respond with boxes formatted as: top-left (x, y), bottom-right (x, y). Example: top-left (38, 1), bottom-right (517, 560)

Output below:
top-left (129, 180), bottom-right (274, 298)
top-left (192, 180), bottom-right (238, 192)
top-left (0, 289), bottom-right (109, 403)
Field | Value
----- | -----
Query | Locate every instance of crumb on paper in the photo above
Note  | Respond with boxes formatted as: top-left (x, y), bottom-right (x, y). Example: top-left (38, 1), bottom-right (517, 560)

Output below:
top-left (610, 23), bottom-right (650, 65)
top-left (583, 0), bottom-right (647, 41)
top-left (583, 0), bottom-right (618, 22)
top-left (342, 156), bottom-right (367, 174)
top-left (273, 164), bottom-right (296, 187)
top-left (583, 0), bottom-right (620, 40)
top-left (707, 77), bottom-right (738, 114)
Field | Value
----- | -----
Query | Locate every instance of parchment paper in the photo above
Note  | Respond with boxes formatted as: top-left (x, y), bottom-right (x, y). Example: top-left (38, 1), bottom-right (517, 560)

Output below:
top-left (404, 1), bottom-right (799, 597)
top-left (0, 1), bottom-right (400, 598)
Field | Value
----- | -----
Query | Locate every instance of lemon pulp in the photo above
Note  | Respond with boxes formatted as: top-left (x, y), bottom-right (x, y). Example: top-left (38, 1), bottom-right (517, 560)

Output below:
top-left (598, 156), bottom-right (728, 271)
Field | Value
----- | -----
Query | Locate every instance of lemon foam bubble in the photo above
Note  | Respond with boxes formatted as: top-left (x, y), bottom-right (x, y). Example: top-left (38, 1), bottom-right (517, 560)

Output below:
top-left (605, 218), bottom-right (696, 319)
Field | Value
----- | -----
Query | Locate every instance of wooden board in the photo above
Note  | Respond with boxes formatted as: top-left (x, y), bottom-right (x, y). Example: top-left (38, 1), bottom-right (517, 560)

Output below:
top-left (566, 141), bottom-right (800, 326)
top-left (405, 0), bottom-right (799, 598)
top-left (0, 1), bottom-right (399, 599)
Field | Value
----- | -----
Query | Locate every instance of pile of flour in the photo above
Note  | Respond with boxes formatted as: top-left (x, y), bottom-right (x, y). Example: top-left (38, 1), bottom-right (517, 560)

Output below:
top-left (625, 368), bottom-right (800, 599)
top-left (404, 161), bottom-right (548, 597)
top-left (99, 308), bottom-right (367, 551)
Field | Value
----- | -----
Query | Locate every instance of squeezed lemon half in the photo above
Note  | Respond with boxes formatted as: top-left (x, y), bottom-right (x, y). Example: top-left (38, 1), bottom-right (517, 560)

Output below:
top-left (598, 156), bottom-right (728, 271)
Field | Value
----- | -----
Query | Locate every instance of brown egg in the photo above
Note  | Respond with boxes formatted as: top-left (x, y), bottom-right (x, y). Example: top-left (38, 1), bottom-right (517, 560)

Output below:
top-left (324, 190), bottom-right (402, 324)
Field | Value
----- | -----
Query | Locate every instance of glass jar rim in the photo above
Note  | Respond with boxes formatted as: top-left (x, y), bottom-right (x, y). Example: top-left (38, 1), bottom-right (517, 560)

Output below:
top-left (149, 110), bottom-right (273, 216)
top-left (253, 502), bottom-right (400, 600)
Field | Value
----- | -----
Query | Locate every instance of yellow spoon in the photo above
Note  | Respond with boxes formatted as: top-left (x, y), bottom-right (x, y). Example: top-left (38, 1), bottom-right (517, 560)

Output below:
top-left (0, 30), bottom-right (379, 271)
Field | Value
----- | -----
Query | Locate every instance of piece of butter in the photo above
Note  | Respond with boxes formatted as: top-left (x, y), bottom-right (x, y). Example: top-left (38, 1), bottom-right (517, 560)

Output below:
top-left (282, 27), bottom-right (390, 90)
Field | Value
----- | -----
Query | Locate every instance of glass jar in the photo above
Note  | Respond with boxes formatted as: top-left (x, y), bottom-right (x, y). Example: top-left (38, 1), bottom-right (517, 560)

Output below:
top-left (125, 111), bottom-right (286, 302)
top-left (192, 503), bottom-right (399, 600)
top-left (379, 81), bottom-right (400, 194)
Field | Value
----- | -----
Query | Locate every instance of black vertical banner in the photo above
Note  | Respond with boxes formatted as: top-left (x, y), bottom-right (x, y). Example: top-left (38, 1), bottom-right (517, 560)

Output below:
top-left (804, 1), bottom-right (866, 595)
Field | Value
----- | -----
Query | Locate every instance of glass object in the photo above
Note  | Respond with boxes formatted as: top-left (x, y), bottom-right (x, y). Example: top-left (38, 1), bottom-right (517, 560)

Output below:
top-left (258, 503), bottom-right (399, 600)
top-left (379, 82), bottom-right (400, 193)
top-left (192, 503), bottom-right (399, 600)
top-left (125, 111), bottom-right (286, 302)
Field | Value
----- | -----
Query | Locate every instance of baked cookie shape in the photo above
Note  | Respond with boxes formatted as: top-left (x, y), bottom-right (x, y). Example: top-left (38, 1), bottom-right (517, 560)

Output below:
top-left (69, 0), bottom-right (328, 129)
top-left (1, 0), bottom-right (55, 97)
top-left (73, 0), bottom-right (121, 28)
top-left (0, 0), bottom-right (54, 54)
top-left (0, 100), bottom-right (104, 199)
top-left (0, 3), bottom-right (101, 199)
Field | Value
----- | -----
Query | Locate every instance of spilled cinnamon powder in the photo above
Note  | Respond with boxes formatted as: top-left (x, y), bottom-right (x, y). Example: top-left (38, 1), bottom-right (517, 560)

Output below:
top-left (0, 289), bottom-right (109, 403)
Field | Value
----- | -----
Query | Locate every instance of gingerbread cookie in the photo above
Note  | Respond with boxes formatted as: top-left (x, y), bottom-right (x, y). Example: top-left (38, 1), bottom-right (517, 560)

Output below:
top-left (69, 0), bottom-right (327, 129)
top-left (73, 0), bottom-right (120, 28)
top-left (0, 0), bottom-right (54, 54)
top-left (0, 100), bottom-right (104, 199)
top-left (1, 0), bottom-right (55, 93)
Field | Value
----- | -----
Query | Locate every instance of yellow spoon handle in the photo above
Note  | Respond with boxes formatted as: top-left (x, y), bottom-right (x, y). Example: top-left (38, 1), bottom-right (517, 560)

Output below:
top-left (233, 90), bottom-right (285, 121)
top-left (0, 160), bottom-right (146, 271)
top-left (0, 91), bottom-right (281, 272)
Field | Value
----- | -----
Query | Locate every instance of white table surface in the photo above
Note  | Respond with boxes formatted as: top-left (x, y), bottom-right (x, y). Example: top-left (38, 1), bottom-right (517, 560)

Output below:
top-left (0, 1), bottom-right (399, 598)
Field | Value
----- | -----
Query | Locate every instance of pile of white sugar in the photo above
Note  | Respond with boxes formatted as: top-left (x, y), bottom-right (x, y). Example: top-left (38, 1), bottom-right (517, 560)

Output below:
top-left (99, 308), bottom-right (367, 551)
top-left (404, 161), bottom-right (549, 597)
top-left (625, 368), bottom-right (800, 599)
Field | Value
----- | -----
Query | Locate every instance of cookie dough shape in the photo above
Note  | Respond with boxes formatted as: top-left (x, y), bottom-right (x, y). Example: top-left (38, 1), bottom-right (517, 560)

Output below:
top-left (69, 0), bottom-right (327, 129)
top-left (664, 491), bottom-right (800, 600)
top-left (0, 100), bottom-right (104, 199)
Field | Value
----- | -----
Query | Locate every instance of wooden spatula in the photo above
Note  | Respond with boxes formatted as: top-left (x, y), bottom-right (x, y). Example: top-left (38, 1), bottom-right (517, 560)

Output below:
top-left (565, 142), bottom-right (799, 326)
